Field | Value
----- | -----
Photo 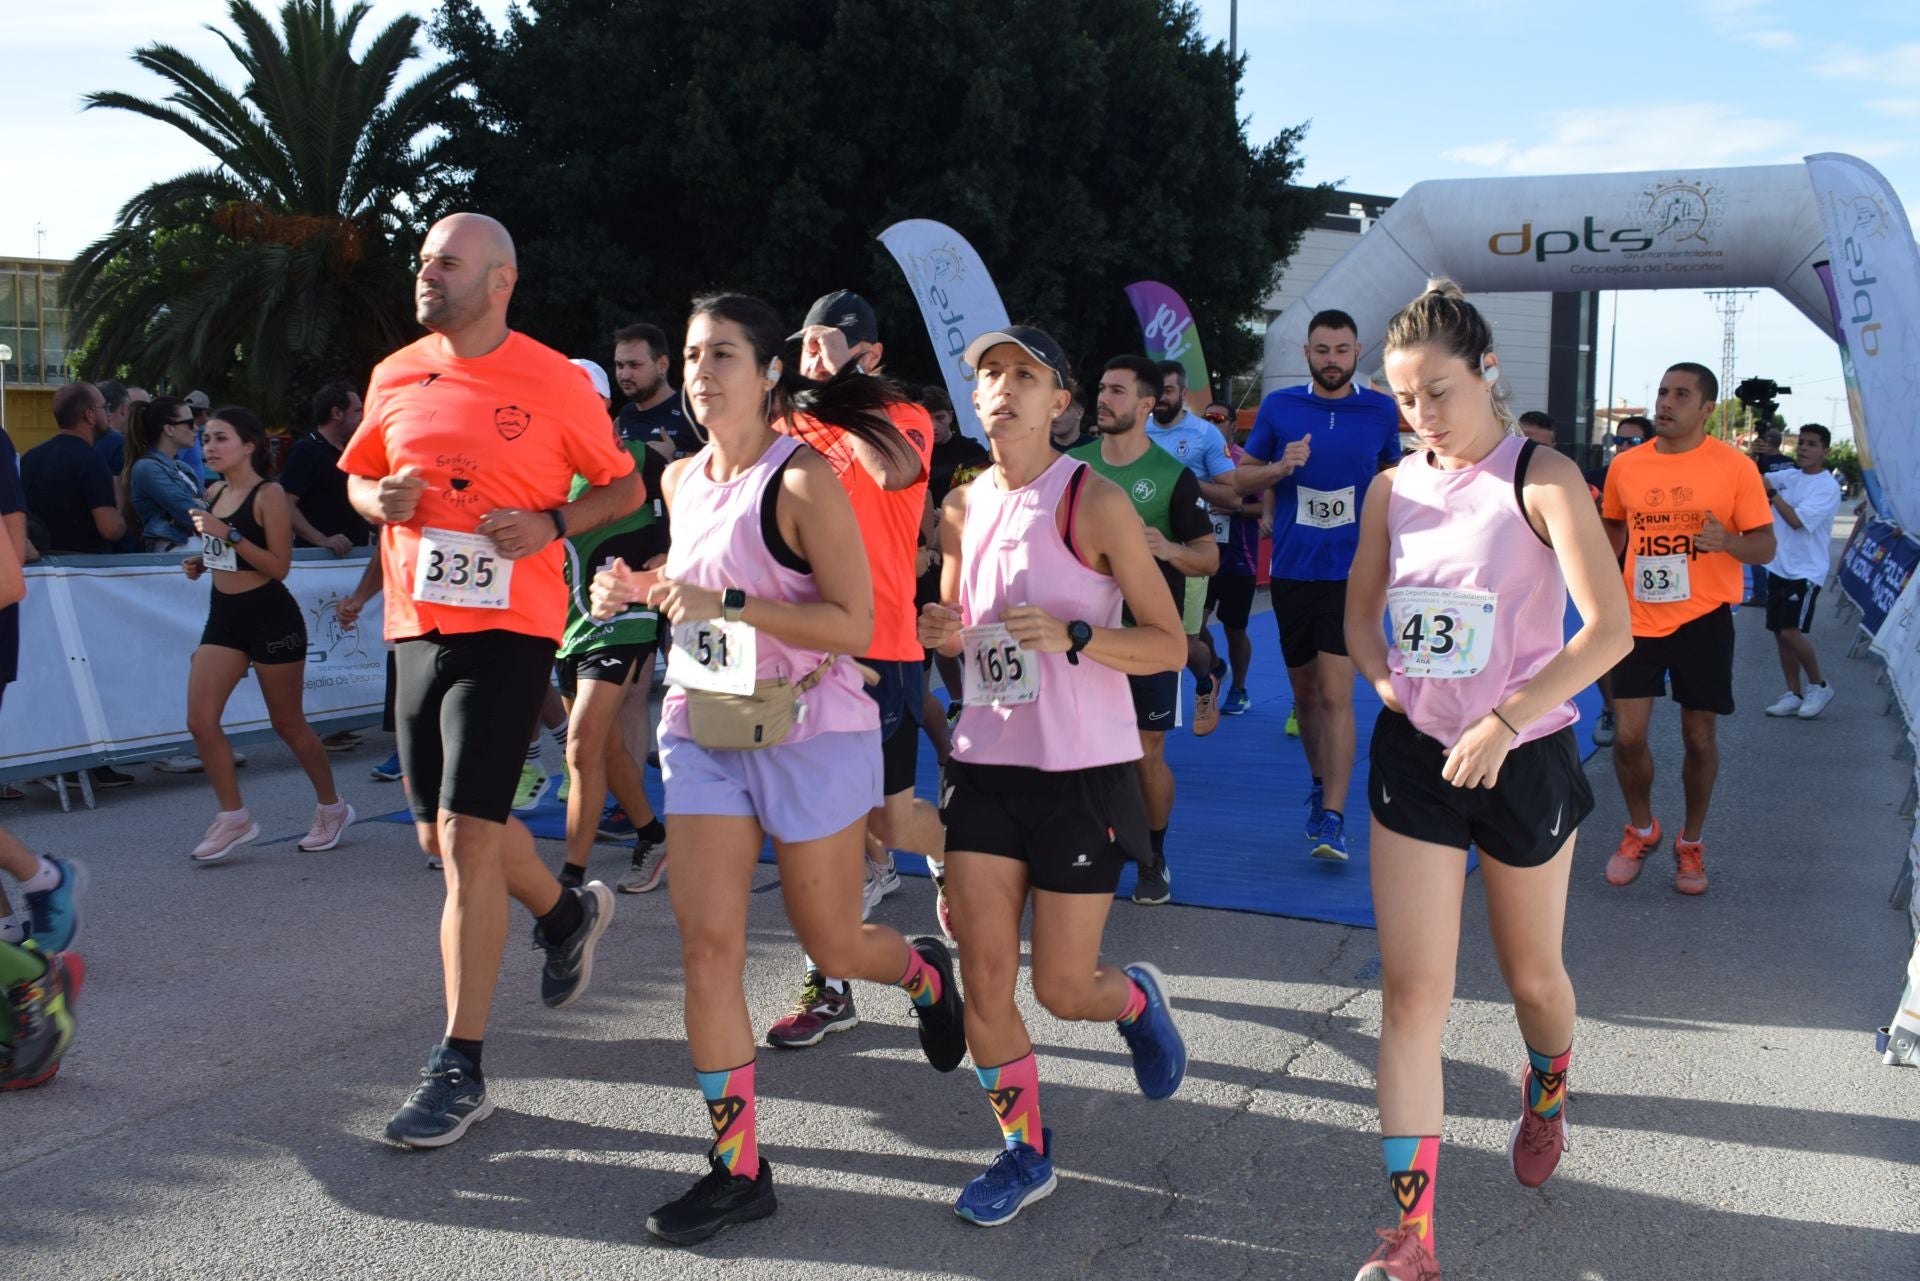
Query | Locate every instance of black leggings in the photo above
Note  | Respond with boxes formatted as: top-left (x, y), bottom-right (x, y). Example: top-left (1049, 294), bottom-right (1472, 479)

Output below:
top-left (395, 630), bottom-right (556, 824)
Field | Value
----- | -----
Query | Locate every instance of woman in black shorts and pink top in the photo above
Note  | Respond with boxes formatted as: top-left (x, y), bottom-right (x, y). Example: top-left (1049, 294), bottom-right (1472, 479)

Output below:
top-left (181, 407), bottom-right (352, 863)
top-left (918, 326), bottom-right (1190, 1228)
top-left (1342, 283), bottom-right (1631, 1281)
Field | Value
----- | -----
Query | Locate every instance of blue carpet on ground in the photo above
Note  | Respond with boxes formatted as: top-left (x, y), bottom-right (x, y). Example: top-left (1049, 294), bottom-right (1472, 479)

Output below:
top-left (381, 602), bottom-right (1600, 930)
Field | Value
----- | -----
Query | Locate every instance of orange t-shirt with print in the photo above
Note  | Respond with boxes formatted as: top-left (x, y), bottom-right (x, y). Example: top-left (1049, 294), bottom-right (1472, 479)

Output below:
top-left (338, 331), bottom-right (635, 643)
top-left (781, 402), bottom-right (933, 662)
top-left (1602, 435), bottom-right (1772, 638)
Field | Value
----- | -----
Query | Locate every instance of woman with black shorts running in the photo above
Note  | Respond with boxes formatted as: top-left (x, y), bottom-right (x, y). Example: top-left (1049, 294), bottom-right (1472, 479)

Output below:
top-left (1342, 283), bottom-right (1631, 1280)
top-left (182, 407), bottom-right (353, 863)
top-left (919, 327), bottom-right (1190, 1227)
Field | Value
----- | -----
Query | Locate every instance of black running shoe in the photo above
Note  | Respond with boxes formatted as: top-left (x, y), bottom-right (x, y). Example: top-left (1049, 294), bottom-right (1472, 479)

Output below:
top-left (536, 881), bottom-right (614, 1008)
top-left (1132, 856), bottom-right (1171, 906)
top-left (645, 1149), bottom-right (778, 1245)
top-left (909, 935), bottom-right (967, 1072)
top-left (383, 1044), bottom-right (492, 1149)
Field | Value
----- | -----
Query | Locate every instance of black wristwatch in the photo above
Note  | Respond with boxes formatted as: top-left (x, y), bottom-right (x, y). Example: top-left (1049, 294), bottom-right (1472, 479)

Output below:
top-left (546, 507), bottom-right (567, 539)
top-left (1065, 619), bottom-right (1093, 665)
top-left (722, 587), bottom-right (748, 623)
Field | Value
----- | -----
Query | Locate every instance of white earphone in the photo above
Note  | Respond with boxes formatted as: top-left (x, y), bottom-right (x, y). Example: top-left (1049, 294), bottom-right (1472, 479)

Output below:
top-left (765, 358), bottom-right (783, 387)
top-left (1481, 358), bottom-right (1499, 384)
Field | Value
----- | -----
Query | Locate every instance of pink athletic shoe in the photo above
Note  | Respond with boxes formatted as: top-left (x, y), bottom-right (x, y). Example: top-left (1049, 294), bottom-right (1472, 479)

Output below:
top-left (1353, 1225), bottom-right (1441, 1280)
top-left (190, 810), bottom-right (259, 863)
top-left (1509, 1071), bottom-right (1570, 1188)
top-left (298, 801), bottom-right (356, 852)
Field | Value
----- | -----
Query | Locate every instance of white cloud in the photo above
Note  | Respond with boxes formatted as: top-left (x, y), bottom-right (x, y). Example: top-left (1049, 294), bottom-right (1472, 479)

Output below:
top-left (1868, 97), bottom-right (1920, 119)
top-left (1815, 42), bottom-right (1920, 89)
top-left (1701, 0), bottom-right (1801, 51)
top-left (1444, 102), bottom-right (1800, 174)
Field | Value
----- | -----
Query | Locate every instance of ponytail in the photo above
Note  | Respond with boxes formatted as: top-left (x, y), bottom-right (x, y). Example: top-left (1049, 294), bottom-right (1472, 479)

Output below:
top-left (1384, 279), bottom-right (1516, 432)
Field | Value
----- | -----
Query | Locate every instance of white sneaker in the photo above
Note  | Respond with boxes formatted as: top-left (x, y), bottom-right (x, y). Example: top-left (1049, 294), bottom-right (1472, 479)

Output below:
top-left (1797, 683), bottom-right (1836, 719)
top-left (1765, 691), bottom-right (1803, 717)
top-left (868, 854), bottom-right (901, 901)
top-left (153, 754), bottom-right (205, 773)
top-left (860, 863), bottom-right (885, 922)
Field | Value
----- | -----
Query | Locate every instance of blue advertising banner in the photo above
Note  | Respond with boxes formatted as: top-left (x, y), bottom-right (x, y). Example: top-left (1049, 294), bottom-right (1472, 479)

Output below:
top-left (1838, 517), bottom-right (1920, 635)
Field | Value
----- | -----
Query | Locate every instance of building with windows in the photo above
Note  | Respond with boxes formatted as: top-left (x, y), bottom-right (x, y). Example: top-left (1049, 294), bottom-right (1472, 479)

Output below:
top-left (0, 257), bottom-right (74, 449)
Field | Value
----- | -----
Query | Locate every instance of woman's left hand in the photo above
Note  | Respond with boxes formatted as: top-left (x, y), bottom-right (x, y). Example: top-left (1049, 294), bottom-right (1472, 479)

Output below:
top-left (1442, 713), bottom-right (1516, 790)
top-left (647, 575), bottom-right (723, 625)
top-left (999, 604), bottom-right (1068, 652)
top-left (189, 508), bottom-right (230, 541)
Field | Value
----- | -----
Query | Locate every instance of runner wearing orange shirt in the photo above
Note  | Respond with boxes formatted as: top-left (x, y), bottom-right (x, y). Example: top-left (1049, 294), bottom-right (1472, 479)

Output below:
top-left (764, 290), bottom-right (950, 1050)
top-left (1599, 361), bottom-right (1773, 896)
top-left (340, 213), bottom-right (642, 1149)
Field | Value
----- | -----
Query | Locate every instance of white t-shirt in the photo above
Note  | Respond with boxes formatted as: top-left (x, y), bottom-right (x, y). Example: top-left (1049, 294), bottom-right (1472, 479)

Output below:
top-left (1766, 468), bottom-right (1844, 583)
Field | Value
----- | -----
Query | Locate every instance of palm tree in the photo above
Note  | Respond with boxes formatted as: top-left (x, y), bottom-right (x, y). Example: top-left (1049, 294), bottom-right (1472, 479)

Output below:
top-left (66, 0), bottom-right (464, 425)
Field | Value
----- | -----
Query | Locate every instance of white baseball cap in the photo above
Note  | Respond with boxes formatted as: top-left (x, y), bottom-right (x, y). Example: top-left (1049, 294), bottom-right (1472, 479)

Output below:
top-left (570, 358), bottom-right (611, 400)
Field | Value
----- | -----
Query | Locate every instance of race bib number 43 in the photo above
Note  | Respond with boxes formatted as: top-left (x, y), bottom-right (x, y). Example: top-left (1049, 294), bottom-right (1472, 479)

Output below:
top-left (1634, 553), bottom-right (1691, 604)
top-left (1296, 485), bottom-right (1355, 529)
top-left (667, 618), bottom-right (757, 695)
top-left (412, 527), bottom-right (511, 610)
top-left (1387, 586), bottom-right (1498, 679)
top-left (961, 623), bottom-right (1041, 707)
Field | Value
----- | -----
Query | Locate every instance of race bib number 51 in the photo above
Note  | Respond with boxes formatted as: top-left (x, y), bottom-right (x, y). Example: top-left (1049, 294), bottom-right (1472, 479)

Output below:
top-left (1387, 586), bottom-right (1498, 679)
top-left (1296, 485), bottom-right (1355, 529)
top-left (961, 623), bottom-right (1041, 707)
top-left (413, 527), bottom-right (511, 610)
top-left (667, 618), bottom-right (757, 695)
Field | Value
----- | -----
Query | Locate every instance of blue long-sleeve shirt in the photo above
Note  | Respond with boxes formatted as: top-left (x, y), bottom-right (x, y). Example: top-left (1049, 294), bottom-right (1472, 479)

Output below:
top-left (129, 453), bottom-right (204, 548)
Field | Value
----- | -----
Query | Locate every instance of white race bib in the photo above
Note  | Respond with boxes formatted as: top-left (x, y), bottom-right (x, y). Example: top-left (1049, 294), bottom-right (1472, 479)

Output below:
top-left (1634, 553), bottom-right (1691, 604)
top-left (1210, 512), bottom-right (1232, 543)
top-left (667, 618), bottom-right (757, 695)
top-left (412, 527), bottom-right (511, 610)
top-left (201, 533), bottom-right (238, 573)
top-left (1388, 586), bottom-right (1499, 679)
top-left (1296, 485), bottom-right (1355, 529)
top-left (960, 623), bottom-right (1041, 707)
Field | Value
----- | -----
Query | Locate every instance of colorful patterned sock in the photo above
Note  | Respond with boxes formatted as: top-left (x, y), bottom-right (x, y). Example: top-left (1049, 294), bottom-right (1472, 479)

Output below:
top-left (1382, 1135), bottom-right (1439, 1245)
top-left (976, 1053), bottom-right (1043, 1153)
top-left (1117, 976), bottom-right (1148, 1026)
top-left (696, 1059), bottom-right (759, 1181)
top-left (896, 944), bottom-right (942, 1008)
top-left (1526, 1042), bottom-right (1571, 1118)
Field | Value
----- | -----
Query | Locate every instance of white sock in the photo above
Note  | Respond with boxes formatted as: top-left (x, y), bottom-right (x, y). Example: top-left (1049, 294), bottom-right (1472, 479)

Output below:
top-left (18, 856), bottom-right (61, 895)
top-left (1632, 821), bottom-right (1655, 839)
top-left (0, 914), bottom-right (24, 944)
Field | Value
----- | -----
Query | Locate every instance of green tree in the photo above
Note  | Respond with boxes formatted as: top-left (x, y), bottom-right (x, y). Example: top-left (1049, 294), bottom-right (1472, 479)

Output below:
top-left (429, 0), bottom-right (1323, 396)
top-left (1828, 439), bottom-right (1863, 490)
top-left (66, 0), bottom-right (465, 425)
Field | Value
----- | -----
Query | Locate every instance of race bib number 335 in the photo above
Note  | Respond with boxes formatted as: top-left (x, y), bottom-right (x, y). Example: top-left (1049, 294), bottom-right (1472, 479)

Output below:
top-left (1387, 586), bottom-right (1498, 679)
top-left (413, 527), bottom-right (511, 609)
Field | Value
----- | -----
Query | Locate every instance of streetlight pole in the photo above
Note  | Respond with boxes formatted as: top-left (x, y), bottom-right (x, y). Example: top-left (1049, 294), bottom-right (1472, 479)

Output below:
top-left (0, 343), bottom-right (10, 437)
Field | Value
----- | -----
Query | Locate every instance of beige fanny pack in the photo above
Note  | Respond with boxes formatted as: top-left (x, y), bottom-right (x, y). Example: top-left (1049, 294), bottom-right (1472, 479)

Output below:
top-left (685, 657), bottom-right (838, 751)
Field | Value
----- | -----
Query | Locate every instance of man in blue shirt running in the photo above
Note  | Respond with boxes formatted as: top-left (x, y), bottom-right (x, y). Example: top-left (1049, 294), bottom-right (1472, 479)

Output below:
top-left (1235, 309), bottom-right (1403, 861)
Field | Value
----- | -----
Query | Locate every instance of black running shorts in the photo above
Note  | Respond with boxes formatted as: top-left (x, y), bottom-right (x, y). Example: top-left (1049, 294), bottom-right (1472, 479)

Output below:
top-left (1129, 670), bottom-right (1179, 732)
top-left (1764, 577), bottom-right (1820, 635)
top-left (1610, 604), bottom-right (1736, 714)
top-left (1205, 573), bottom-right (1256, 631)
top-left (1272, 577), bottom-right (1348, 667)
top-left (940, 758), bottom-right (1148, 894)
top-left (200, 580), bottom-right (308, 665)
top-left (557, 642), bottom-right (656, 698)
top-left (395, 629), bottom-right (557, 824)
top-left (1367, 708), bottom-right (1594, 869)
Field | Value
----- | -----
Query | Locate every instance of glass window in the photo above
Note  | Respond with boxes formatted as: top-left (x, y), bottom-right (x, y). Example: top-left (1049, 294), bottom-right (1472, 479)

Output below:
top-left (0, 269), bottom-right (13, 330)
top-left (42, 315), bottom-right (66, 384)
top-left (0, 326), bottom-right (16, 383)
top-left (16, 330), bottom-right (38, 387)
top-left (16, 273), bottom-right (35, 318)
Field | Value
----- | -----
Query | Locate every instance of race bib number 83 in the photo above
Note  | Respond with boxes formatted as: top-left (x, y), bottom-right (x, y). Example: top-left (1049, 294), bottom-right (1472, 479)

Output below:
top-left (1387, 586), bottom-right (1498, 679)
top-left (1634, 553), bottom-right (1690, 604)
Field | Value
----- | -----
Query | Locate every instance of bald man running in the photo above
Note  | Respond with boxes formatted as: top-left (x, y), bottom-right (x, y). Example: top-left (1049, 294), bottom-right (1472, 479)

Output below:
top-left (342, 213), bottom-right (644, 1148)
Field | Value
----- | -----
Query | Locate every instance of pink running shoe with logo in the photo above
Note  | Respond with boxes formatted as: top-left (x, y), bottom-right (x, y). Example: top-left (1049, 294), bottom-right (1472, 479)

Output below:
top-left (298, 801), bottom-right (356, 852)
top-left (1509, 1072), bottom-right (1570, 1188)
top-left (1353, 1225), bottom-right (1441, 1280)
top-left (190, 810), bottom-right (260, 863)
top-left (765, 976), bottom-right (859, 1049)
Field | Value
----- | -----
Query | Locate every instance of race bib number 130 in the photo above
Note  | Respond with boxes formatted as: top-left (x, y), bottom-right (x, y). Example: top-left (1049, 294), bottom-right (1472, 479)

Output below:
top-left (1387, 586), bottom-right (1498, 679)
top-left (412, 527), bottom-right (511, 610)
top-left (1296, 485), bottom-right (1355, 529)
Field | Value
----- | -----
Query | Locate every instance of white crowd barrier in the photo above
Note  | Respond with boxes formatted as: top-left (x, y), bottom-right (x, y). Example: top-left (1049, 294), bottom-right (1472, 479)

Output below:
top-left (0, 551), bottom-right (383, 782)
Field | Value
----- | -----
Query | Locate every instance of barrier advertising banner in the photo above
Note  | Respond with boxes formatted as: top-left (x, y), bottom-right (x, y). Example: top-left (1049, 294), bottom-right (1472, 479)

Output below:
top-left (1806, 153), bottom-right (1920, 536)
top-left (1837, 518), bottom-right (1920, 637)
top-left (0, 553), bottom-right (382, 779)
top-left (878, 219), bottom-right (1012, 443)
top-left (1124, 280), bottom-right (1212, 402)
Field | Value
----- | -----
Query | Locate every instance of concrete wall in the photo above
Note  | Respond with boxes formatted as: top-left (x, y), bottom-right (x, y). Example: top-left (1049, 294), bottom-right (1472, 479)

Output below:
top-left (2, 388), bottom-right (59, 451)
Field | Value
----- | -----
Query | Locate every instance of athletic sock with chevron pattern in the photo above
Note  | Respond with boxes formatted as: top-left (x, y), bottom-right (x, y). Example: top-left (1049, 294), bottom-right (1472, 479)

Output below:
top-left (975, 1052), bottom-right (1044, 1154)
top-left (1382, 1135), bottom-right (1439, 1245)
top-left (1526, 1042), bottom-right (1572, 1119)
top-left (695, 1059), bottom-right (759, 1180)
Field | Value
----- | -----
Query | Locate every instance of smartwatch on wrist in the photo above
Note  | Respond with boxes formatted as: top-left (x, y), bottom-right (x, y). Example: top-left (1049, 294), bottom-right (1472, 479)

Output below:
top-left (1065, 619), bottom-right (1093, 665)
top-left (225, 528), bottom-right (243, 548)
top-left (722, 587), bottom-right (748, 623)
top-left (546, 508), bottom-right (567, 539)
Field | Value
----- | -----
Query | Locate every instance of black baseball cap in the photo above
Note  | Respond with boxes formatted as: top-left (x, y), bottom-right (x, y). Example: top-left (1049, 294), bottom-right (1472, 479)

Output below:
top-left (961, 325), bottom-right (1071, 389)
top-left (789, 290), bottom-right (879, 345)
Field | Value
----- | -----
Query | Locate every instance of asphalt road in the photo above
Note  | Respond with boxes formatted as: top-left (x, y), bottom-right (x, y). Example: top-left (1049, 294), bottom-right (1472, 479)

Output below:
top-left (4, 537), bottom-right (1917, 1279)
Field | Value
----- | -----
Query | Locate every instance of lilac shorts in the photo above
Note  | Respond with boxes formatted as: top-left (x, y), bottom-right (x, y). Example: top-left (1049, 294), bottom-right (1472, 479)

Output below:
top-left (660, 728), bottom-right (883, 843)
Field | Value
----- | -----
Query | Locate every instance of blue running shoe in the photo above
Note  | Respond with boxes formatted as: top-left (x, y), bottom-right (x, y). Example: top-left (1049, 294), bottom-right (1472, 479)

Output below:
top-left (1310, 811), bottom-right (1349, 862)
top-left (1221, 686), bottom-right (1251, 716)
top-left (1118, 963), bottom-right (1187, 1100)
top-left (955, 1128), bottom-right (1057, 1226)
top-left (384, 1044), bottom-right (493, 1148)
top-left (370, 752), bottom-right (402, 782)
top-left (1305, 784), bottom-right (1325, 836)
top-left (24, 857), bottom-right (86, 954)
top-left (598, 805), bottom-right (637, 840)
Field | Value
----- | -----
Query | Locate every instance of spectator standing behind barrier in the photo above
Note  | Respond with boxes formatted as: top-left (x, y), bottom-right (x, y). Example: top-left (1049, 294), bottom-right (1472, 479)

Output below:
top-left (179, 406), bottom-right (353, 863)
top-left (0, 421), bottom-right (31, 801)
top-left (1049, 379), bottom-right (1094, 452)
top-left (282, 383), bottom-right (374, 554)
top-left (126, 396), bottom-right (204, 551)
top-left (613, 322), bottom-right (699, 460)
top-left (177, 390), bottom-right (213, 482)
top-left (95, 381), bottom-right (149, 543)
top-left (1761, 424), bottom-right (1844, 721)
top-left (22, 384), bottom-right (126, 555)
top-left (1518, 410), bottom-right (1557, 448)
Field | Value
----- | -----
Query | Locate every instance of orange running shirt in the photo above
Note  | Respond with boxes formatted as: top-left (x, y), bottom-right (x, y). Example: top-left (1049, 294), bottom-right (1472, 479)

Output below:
top-left (338, 331), bottom-right (635, 643)
top-left (1602, 435), bottom-right (1772, 638)
top-left (781, 402), bottom-right (933, 661)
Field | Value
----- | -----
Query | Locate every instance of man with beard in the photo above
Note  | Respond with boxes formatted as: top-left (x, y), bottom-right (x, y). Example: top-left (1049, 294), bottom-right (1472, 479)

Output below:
top-left (614, 322), bottom-right (698, 460)
top-left (1146, 362), bottom-right (1240, 736)
top-left (1235, 309), bottom-right (1403, 863)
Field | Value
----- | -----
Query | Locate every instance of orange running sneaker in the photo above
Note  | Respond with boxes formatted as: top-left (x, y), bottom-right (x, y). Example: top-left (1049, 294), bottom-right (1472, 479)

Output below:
top-left (1604, 820), bottom-right (1661, 886)
top-left (1674, 837), bottom-right (1708, 894)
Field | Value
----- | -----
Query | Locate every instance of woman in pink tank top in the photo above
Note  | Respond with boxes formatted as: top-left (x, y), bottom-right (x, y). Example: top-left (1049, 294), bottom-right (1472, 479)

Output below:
top-left (1340, 283), bottom-right (1631, 1281)
top-left (588, 295), bottom-right (967, 1246)
top-left (916, 327), bottom-right (1189, 1226)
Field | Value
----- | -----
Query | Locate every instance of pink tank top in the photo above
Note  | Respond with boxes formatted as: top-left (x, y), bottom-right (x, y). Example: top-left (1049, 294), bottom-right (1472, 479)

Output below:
top-left (952, 455), bottom-right (1142, 770)
top-left (1385, 435), bottom-right (1576, 747)
top-left (659, 433), bottom-right (877, 743)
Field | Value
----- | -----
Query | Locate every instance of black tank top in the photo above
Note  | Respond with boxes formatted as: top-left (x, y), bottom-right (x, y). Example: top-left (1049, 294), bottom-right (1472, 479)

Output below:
top-left (210, 481), bottom-right (268, 547)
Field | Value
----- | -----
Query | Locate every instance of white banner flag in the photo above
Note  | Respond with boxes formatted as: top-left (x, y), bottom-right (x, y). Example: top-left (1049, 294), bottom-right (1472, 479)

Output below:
top-left (1806, 153), bottom-right (1920, 534)
top-left (878, 219), bottom-right (1013, 443)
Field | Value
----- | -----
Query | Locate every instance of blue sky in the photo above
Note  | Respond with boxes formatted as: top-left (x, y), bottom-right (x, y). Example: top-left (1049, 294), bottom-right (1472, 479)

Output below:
top-left (6, 0), bottom-right (1917, 432)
